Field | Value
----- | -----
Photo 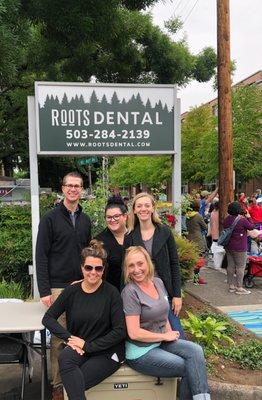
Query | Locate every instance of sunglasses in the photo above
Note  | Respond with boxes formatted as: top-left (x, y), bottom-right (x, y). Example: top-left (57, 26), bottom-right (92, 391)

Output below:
top-left (83, 265), bottom-right (104, 272)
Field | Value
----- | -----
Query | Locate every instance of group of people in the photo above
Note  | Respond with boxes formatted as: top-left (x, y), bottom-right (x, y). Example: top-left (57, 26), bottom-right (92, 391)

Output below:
top-left (36, 172), bottom-right (210, 400)
top-left (185, 187), bottom-right (262, 295)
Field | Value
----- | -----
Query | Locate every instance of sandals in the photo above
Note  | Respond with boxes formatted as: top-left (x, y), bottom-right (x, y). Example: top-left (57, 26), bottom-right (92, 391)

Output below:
top-left (235, 288), bottom-right (251, 295)
top-left (228, 286), bottom-right (236, 293)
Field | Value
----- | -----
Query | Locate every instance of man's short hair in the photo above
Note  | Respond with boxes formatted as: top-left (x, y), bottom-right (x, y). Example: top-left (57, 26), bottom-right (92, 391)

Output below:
top-left (62, 172), bottom-right (83, 186)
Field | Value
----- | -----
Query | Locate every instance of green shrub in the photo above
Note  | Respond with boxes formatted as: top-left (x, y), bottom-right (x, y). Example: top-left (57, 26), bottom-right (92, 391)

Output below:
top-left (0, 204), bottom-right (32, 290)
top-left (81, 179), bottom-right (108, 237)
top-left (220, 339), bottom-right (262, 370)
top-left (0, 195), bottom-right (62, 291)
top-left (181, 311), bottom-right (234, 352)
top-left (0, 279), bottom-right (26, 299)
top-left (174, 234), bottom-right (199, 285)
top-left (198, 311), bottom-right (238, 337)
top-left (39, 193), bottom-right (58, 216)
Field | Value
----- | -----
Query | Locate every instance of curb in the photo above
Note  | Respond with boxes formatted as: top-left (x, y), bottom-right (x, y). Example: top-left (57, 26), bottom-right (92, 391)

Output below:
top-left (209, 379), bottom-right (262, 400)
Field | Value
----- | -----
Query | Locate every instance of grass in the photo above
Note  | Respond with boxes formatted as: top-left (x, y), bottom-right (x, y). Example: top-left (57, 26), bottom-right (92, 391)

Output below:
top-left (0, 279), bottom-right (26, 300)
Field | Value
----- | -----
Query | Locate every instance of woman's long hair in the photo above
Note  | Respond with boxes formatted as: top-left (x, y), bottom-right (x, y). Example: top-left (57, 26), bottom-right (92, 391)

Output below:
top-left (127, 192), bottom-right (162, 232)
top-left (123, 246), bottom-right (155, 284)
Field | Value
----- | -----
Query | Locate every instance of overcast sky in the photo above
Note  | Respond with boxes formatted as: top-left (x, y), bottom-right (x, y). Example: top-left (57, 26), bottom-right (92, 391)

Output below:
top-left (151, 0), bottom-right (262, 112)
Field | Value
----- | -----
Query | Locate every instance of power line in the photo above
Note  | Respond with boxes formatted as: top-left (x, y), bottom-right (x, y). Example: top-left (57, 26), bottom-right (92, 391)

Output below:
top-left (178, 0), bottom-right (196, 19)
top-left (174, 0), bottom-right (185, 13)
top-left (183, 0), bottom-right (200, 24)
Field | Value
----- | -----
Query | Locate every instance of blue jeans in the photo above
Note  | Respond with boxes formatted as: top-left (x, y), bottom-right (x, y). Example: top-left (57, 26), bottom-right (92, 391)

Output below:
top-left (168, 306), bottom-right (185, 339)
top-left (127, 340), bottom-right (210, 400)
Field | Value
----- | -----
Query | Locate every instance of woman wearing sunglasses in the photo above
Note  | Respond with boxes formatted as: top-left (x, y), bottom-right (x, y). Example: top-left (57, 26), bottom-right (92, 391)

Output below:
top-left (97, 196), bottom-right (128, 291)
top-left (42, 240), bottom-right (126, 400)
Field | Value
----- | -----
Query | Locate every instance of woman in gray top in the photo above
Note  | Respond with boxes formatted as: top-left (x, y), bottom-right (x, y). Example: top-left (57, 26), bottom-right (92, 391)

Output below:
top-left (121, 246), bottom-right (210, 400)
top-left (124, 192), bottom-right (184, 337)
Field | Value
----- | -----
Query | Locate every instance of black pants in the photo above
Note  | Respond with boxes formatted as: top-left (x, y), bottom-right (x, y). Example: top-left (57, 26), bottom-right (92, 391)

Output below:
top-left (58, 347), bottom-right (121, 400)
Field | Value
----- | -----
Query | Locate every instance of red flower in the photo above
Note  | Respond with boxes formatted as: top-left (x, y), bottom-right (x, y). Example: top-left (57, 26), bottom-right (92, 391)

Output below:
top-left (165, 213), bottom-right (176, 227)
top-left (195, 257), bottom-right (206, 269)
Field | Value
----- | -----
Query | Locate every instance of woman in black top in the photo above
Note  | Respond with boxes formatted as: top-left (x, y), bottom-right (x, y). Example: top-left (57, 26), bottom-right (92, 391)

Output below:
top-left (42, 240), bottom-right (126, 400)
top-left (97, 196), bottom-right (128, 291)
top-left (124, 192), bottom-right (184, 338)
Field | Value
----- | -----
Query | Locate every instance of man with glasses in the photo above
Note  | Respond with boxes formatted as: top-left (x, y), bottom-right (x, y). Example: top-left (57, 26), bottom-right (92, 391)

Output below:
top-left (36, 172), bottom-right (91, 400)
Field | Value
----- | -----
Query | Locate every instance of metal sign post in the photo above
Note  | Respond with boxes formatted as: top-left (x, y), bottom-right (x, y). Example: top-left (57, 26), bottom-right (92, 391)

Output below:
top-left (173, 97), bottom-right (181, 233)
top-left (28, 96), bottom-right (40, 298)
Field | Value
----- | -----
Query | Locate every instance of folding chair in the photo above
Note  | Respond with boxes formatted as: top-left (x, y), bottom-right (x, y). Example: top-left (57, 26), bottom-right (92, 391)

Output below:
top-left (0, 333), bottom-right (29, 400)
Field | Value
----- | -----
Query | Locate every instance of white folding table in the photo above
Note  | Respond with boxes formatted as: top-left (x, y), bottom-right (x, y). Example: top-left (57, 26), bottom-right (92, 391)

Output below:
top-left (0, 301), bottom-right (47, 400)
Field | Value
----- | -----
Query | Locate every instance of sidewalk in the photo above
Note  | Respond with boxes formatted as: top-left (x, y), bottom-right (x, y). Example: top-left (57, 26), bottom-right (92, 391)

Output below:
top-left (185, 258), bottom-right (262, 312)
top-left (0, 354), bottom-right (51, 400)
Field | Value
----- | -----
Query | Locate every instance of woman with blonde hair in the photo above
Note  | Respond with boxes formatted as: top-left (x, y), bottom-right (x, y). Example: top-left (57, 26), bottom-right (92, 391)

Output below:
top-left (122, 246), bottom-right (210, 400)
top-left (43, 240), bottom-right (126, 400)
top-left (124, 192), bottom-right (184, 337)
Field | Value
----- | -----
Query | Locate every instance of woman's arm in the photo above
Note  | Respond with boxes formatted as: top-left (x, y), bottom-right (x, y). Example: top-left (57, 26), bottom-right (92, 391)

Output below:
top-left (125, 315), bottom-right (179, 342)
top-left (42, 290), bottom-right (72, 342)
top-left (242, 216), bottom-right (255, 230)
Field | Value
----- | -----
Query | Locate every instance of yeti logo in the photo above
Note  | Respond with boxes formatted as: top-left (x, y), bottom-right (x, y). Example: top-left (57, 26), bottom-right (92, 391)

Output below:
top-left (114, 383), bottom-right (128, 389)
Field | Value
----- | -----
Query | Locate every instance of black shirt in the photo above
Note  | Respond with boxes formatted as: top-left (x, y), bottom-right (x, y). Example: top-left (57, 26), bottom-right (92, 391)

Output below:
top-left (42, 281), bottom-right (126, 357)
top-left (36, 201), bottom-right (91, 297)
top-left (96, 228), bottom-right (124, 291)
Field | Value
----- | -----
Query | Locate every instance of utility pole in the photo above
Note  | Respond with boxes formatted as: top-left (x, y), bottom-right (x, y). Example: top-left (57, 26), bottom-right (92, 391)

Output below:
top-left (217, 0), bottom-right (234, 228)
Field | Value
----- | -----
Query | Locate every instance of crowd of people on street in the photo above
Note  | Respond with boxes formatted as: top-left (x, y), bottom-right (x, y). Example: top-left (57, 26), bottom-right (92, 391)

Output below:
top-left (183, 188), bottom-right (262, 294)
top-left (36, 171), bottom-right (262, 400)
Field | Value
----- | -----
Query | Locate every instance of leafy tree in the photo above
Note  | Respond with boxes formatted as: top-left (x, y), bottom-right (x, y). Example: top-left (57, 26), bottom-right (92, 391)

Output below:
top-left (20, 1), bottom-right (216, 85)
top-left (0, 0), bottom-right (32, 89)
top-left (181, 105), bottom-right (217, 183)
top-left (1, 0), bottom-right (216, 178)
top-left (193, 47), bottom-right (217, 83)
top-left (181, 85), bottom-right (262, 184)
top-left (109, 155), bottom-right (171, 189)
top-left (232, 85), bottom-right (262, 181)
top-left (0, 73), bottom-right (35, 175)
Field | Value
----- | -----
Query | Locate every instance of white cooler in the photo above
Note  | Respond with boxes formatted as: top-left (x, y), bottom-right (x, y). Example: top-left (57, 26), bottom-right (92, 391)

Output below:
top-left (64, 364), bottom-right (178, 400)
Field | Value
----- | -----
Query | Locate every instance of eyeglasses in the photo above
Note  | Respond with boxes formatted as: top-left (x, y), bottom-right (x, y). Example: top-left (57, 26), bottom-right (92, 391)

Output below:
top-left (83, 265), bottom-right (104, 272)
top-left (63, 184), bottom-right (83, 190)
top-left (105, 214), bottom-right (123, 222)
